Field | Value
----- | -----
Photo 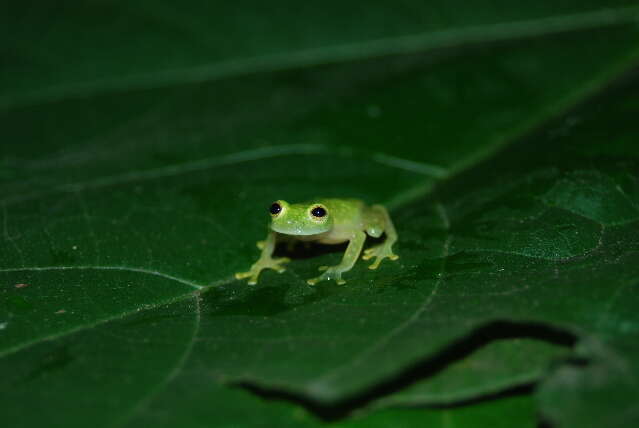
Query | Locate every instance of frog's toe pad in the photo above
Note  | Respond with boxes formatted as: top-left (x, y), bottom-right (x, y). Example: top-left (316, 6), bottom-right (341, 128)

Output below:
top-left (307, 267), bottom-right (346, 285)
top-left (369, 256), bottom-right (387, 270)
top-left (364, 245), bottom-right (399, 270)
top-left (235, 271), bottom-right (259, 285)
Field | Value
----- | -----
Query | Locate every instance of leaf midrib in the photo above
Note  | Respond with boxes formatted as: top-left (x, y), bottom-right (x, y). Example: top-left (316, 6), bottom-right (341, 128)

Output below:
top-left (2, 5), bottom-right (638, 111)
top-left (0, 144), bottom-right (446, 208)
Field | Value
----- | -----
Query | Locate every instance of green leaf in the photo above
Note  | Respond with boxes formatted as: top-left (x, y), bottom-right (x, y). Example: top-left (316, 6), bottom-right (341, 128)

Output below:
top-left (338, 395), bottom-right (538, 428)
top-left (3, 0), bottom-right (638, 108)
top-left (372, 338), bottom-right (569, 408)
top-left (537, 338), bottom-right (639, 428)
top-left (2, 2), bottom-right (639, 427)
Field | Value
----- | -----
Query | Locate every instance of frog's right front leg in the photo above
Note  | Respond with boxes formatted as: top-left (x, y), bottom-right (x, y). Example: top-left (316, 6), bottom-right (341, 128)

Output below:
top-left (235, 231), bottom-right (290, 284)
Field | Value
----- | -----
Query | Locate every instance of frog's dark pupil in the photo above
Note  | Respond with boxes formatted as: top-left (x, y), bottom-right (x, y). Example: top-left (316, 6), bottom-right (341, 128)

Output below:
top-left (311, 206), bottom-right (326, 217)
top-left (270, 203), bottom-right (282, 215)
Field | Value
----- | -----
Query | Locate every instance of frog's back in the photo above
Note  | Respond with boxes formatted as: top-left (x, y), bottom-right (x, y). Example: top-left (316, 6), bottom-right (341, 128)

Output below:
top-left (317, 198), bottom-right (365, 223)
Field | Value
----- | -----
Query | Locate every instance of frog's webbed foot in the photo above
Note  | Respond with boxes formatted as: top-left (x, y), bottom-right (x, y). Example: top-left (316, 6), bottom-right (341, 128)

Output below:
top-left (362, 242), bottom-right (399, 270)
top-left (235, 256), bottom-right (290, 285)
top-left (307, 266), bottom-right (347, 285)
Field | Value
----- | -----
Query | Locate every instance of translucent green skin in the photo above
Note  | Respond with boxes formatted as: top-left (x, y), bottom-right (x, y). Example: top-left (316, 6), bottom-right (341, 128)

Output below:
top-left (235, 199), bottom-right (399, 285)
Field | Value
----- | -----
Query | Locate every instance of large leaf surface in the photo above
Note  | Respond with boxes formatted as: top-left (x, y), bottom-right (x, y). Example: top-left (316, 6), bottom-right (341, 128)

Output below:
top-left (2, 2), bottom-right (639, 427)
top-left (2, 0), bottom-right (638, 108)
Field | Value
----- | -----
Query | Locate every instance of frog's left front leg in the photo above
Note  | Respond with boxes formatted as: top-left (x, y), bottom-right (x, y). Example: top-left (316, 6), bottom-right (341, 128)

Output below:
top-left (307, 231), bottom-right (366, 285)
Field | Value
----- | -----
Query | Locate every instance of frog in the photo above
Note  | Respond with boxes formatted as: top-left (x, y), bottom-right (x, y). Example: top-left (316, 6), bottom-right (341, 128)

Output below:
top-left (235, 199), bottom-right (399, 285)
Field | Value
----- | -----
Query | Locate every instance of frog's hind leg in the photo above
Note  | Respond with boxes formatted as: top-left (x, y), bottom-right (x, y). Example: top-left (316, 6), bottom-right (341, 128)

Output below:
top-left (363, 205), bottom-right (399, 270)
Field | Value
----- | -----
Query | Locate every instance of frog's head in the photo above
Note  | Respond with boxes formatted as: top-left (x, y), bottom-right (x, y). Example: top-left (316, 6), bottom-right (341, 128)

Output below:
top-left (268, 200), bottom-right (332, 235)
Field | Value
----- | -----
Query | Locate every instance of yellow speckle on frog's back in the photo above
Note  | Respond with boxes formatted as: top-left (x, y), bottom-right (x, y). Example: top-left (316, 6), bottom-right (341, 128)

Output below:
top-left (234, 198), bottom-right (399, 285)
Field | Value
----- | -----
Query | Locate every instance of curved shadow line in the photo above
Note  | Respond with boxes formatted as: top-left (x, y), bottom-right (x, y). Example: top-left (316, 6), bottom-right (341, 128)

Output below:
top-left (233, 320), bottom-right (577, 422)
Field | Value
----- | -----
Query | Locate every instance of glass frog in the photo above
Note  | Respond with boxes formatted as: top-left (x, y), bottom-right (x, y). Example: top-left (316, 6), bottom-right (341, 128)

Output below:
top-left (235, 199), bottom-right (399, 285)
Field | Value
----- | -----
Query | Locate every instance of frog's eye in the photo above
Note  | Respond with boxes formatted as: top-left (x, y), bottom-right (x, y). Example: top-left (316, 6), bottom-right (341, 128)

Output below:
top-left (269, 202), bottom-right (282, 216)
top-left (310, 205), bottom-right (327, 218)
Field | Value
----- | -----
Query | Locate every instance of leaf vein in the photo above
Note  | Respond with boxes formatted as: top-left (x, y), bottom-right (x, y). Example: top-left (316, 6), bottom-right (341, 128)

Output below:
top-left (307, 203), bottom-right (452, 394)
top-left (0, 275), bottom-right (233, 360)
top-left (0, 265), bottom-right (204, 290)
top-left (110, 294), bottom-right (202, 428)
